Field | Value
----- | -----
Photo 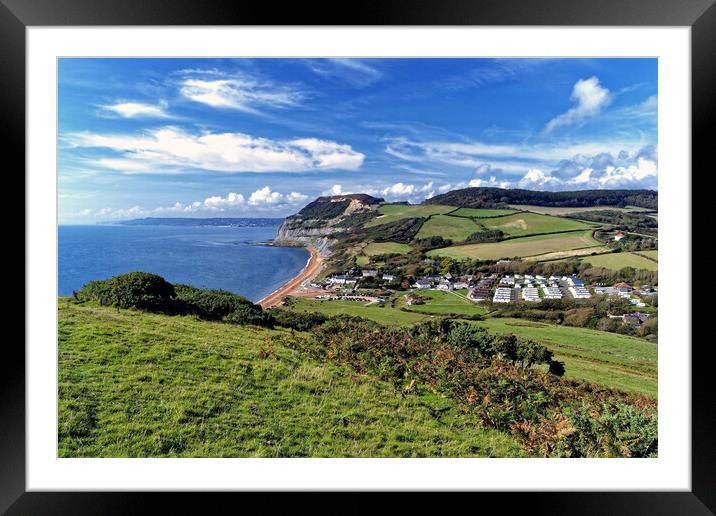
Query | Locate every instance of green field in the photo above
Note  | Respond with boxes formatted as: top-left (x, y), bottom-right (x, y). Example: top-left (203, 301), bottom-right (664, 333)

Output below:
top-left (286, 297), bottom-right (428, 326)
top-left (59, 299), bottom-right (524, 457)
top-left (363, 241), bottom-right (412, 256)
top-left (400, 290), bottom-right (488, 317)
top-left (635, 250), bottom-right (658, 261)
top-left (582, 252), bottom-right (658, 271)
top-left (481, 212), bottom-right (594, 237)
top-left (475, 318), bottom-right (657, 397)
top-left (452, 208), bottom-right (518, 218)
top-left (427, 230), bottom-right (601, 261)
top-left (365, 204), bottom-right (455, 227)
top-left (415, 214), bottom-right (481, 242)
top-left (509, 205), bottom-right (650, 216)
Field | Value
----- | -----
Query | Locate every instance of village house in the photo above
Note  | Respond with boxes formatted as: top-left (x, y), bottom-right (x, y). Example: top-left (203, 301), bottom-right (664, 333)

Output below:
top-left (437, 280), bottom-right (453, 291)
top-left (361, 269), bottom-right (378, 277)
top-left (613, 282), bottom-right (633, 293)
top-left (413, 279), bottom-right (432, 290)
top-left (381, 274), bottom-right (395, 282)
top-left (613, 231), bottom-right (626, 241)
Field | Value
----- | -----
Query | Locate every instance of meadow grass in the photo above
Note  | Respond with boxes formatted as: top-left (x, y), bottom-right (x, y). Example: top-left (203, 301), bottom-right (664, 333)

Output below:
top-left (634, 250), bottom-right (658, 261)
top-left (400, 290), bottom-right (488, 316)
top-left (415, 215), bottom-right (481, 242)
top-left (581, 252), bottom-right (658, 271)
top-left (285, 297), bottom-right (429, 326)
top-left (480, 212), bottom-right (594, 237)
top-left (58, 299), bottom-right (525, 457)
top-left (363, 241), bottom-right (412, 256)
top-left (451, 208), bottom-right (517, 218)
top-left (365, 204), bottom-right (455, 227)
top-left (426, 231), bottom-right (601, 261)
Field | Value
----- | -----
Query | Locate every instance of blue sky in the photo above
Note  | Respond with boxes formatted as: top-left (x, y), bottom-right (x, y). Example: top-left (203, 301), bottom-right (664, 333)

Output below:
top-left (58, 58), bottom-right (657, 223)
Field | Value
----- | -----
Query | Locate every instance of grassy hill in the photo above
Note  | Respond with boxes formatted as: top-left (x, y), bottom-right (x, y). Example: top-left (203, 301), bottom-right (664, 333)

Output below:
top-left (365, 203), bottom-right (454, 227)
top-left (426, 230), bottom-right (602, 261)
top-left (480, 212), bottom-right (594, 237)
top-left (59, 299), bottom-right (524, 457)
top-left (416, 214), bottom-right (482, 242)
top-left (282, 296), bottom-right (657, 397)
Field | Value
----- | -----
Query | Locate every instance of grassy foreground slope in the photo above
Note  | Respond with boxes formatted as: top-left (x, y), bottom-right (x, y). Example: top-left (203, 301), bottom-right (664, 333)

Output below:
top-left (58, 299), bottom-right (523, 457)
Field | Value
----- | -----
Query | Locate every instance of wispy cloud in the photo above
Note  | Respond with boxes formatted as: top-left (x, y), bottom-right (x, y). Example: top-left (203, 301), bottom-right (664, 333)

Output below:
top-left (67, 127), bottom-right (365, 174)
top-left (100, 101), bottom-right (172, 119)
top-left (177, 69), bottom-right (305, 113)
top-left (543, 76), bottom-right (612, 133)
top-left (307, 59), bottom-right (383, 88)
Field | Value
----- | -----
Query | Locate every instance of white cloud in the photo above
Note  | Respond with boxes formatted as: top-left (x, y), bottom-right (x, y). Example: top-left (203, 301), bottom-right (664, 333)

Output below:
top-left (70, 127), bottom-right (365, 174)
top-left (86, 187), bottom-right (310, 221)
top-left (101, 101), bottom-right (171, 119)
top-left (178, 70), bottom-right (304, 113)
top-left (517, 169), bottom-right (560, 189)
top-left (543, 77), bottom-right (612, 133)
top-left (249, 186), bottom-right (283, 205)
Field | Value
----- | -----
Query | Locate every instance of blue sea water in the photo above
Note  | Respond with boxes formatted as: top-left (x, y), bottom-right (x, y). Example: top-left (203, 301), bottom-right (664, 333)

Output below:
top-left (58, 223), bottom-right (309, 302)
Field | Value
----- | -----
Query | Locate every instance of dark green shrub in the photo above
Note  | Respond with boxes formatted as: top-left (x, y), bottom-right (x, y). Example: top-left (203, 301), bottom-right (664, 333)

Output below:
top-left (563, 402), bottom-right (658, 457)
top-left (76, 272), bottom-right (175, 311)
top-left (271, 309), bottom-right (327, 331)
top-left (173, 284), bottom-right (257, 320)
top-left (225, 304), bottom-right (274, 327)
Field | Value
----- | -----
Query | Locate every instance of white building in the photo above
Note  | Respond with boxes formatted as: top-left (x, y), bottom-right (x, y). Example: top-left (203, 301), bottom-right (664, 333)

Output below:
top-left (382, 274), bottom-right (395, 282)
top-left (521, 287), bottom-right (541, 302)
top-left (493, 287), bottom-right (513, 303)
top-left (569, 286), bottom-right (592, 299)
top-left (542, 286), bottom-right (563, 299)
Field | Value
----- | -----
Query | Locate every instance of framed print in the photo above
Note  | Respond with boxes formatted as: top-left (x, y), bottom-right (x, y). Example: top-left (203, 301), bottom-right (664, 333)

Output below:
top-left (4, 0), bottom-right (714, 512)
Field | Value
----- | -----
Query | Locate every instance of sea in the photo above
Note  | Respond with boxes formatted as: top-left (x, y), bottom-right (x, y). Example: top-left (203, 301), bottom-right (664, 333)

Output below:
top-left (58, 220), bottom-right (309, 302)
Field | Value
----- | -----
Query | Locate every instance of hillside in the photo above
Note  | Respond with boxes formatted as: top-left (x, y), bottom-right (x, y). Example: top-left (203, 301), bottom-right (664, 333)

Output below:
top-left (58, 299), bottom-right (523, 457)
top-left (425, 187), bottom-right (658, 210)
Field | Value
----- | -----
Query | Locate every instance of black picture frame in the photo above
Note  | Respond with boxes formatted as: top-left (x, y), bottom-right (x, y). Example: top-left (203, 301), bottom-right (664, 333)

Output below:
top-left (3, 0), bottom-right (712, 512)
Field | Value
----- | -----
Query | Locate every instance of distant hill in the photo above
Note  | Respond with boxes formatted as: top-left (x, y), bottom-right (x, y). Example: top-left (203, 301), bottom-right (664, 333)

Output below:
top-left (425, 187), bottom-right (658, 210)
top-left (106, 217), bottom-right (284, 227)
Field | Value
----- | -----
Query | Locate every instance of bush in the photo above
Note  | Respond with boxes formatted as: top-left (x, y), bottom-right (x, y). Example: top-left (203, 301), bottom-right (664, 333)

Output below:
top-left (562, 402), bottom-right (658, 457)
top-left (173, 284), bottom-right (257, 320)
top-left (76, 272), bottom-right (175, 311)
top-left (271, 309), bottom-right (327, 331)
top-left (225, 304), bottom-right (274, 327)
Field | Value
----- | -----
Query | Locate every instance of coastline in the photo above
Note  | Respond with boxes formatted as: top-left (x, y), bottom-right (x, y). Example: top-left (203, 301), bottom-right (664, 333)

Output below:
top-left (258, 245), bottom-right (323, 309)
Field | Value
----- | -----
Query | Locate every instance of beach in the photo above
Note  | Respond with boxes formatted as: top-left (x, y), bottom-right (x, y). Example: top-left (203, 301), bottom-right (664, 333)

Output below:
top-left (258, 245), bottom-right (323, 309)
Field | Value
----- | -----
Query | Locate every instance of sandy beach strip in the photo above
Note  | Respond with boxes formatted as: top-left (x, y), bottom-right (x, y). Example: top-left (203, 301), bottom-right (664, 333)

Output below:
top-left (258, 245), bottom-right (323, 309)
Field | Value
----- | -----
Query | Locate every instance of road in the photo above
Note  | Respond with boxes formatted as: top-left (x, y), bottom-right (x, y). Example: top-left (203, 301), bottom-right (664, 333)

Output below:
top-left (258, 246), bottom-right (323, 309)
